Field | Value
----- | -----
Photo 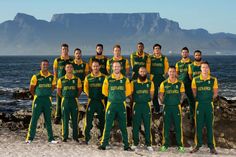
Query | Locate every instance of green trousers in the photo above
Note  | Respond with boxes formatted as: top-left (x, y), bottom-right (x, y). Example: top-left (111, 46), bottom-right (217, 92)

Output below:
top-left (132, 102), bottom-right (152, 146)
top-left (162, 105), bottom-right (183, 147)
top-left (61, 97), bottom-right (79, 140)
top-left (194, 101), bottom-right (215, 149)
top-left (100, 101), bottom-right (129, 149)
top-left (26, 96), bottom-right (54, 142)
top-left (84, 99), bottom-right (105, 142)
top-left (185, 82), bottom-right (195, 121)
top-left (153, 76), bottom-right (165, 112)
top-left (55, 94), bottom-right (62, 119)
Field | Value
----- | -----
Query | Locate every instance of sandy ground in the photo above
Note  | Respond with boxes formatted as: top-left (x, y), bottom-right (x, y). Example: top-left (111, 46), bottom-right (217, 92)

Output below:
top-left (0, 128), bottom-right (235, 157)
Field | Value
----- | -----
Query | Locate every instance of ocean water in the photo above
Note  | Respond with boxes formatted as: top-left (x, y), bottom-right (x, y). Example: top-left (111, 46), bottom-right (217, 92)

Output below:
top-left (0, 55), bottom-right (235, 112)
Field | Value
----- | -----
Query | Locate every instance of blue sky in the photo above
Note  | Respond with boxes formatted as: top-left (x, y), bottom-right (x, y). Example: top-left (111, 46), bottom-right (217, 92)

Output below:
top-left (0, 0), bottom-right (235, 34)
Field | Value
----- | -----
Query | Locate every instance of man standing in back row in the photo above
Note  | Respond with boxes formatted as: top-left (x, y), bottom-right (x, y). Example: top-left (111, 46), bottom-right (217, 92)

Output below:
top-left (150, 44), bottom-right (169, 112)
top-left (175, 47), bottom-right (195, 124)
top-left (89, 44), bottom-right (108, 75)
top-left (53, 43), bottom-right (74, 124)
top-left (130, 42), bottom-right (150, 80)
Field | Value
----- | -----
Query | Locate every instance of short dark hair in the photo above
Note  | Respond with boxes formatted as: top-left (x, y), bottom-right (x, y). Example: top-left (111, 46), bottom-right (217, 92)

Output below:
top-left (153, 43), bottom-right (162, 50)
top-left (181, 47), bottom-right (189, 52)
top-left (92, 59), bottom-right (100, 65)
top-left (41, 59), bottom-right (49, 63)
top-left (74, 48), bottom-right (81, 53)
top-left (96, 44), bottom-right (103, 49)
top-left (61, 43), bottom-right (69, 48)
top-left (169, 65), bottom-right (176, 70)
top-left (113, 44), bottom-right (121, 50)
top-left (194, 50), bottom-right (202, 55)
top-left (201, 61), bottom-right (209, 66)
top-left (137, 42), bottom-right (144, 46)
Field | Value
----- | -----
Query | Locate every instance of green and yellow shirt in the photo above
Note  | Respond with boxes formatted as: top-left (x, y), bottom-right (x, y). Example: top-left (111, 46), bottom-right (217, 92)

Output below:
top-left (106, 56), bottom-right (130, 76)
top-left (57, 75), bottom-right (82, 98)
top-left (192, 74), bottom-right (218, 103)
top-left (30, 71), bottom-right (56, 97)
top-left (53, 56), bottom-right (74, 79)
top-left (89, 55), bottom-right (108, 75)
top-left (160, 79), bottom-right (185, 106)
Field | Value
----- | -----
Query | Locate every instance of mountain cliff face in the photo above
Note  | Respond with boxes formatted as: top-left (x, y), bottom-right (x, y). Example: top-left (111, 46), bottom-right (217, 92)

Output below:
top-left (0, 13), bottom-right (235, 55)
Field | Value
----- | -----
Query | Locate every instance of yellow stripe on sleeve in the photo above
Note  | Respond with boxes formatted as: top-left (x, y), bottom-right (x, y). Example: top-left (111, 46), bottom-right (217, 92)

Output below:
top-left (213, 78), bottom-right (218, 89)
top-left (83, 76), bottom-right (89, 96)
top-left (53, 58), bottom-right (58, 69)
top-left (77, 78), bottom-right (82, 88)
top-left (102, 77), bottom-right (109, 97)
top-left (164, 57), bottom-right (169, 74)
top-left (125, 78), bottom-right (131, 97)
top-left (191, 78), bottom-right (197, 89)
top-left (57, 79), bottom-right (62, 89)
top-left (180, 82), bottom-right (185, 92)
top-left (30, 75), bottom-right (37, 86)
top-left (150, 81), bottom-right (155, 92)
top-left (159, 82), bottom-right (165, 93)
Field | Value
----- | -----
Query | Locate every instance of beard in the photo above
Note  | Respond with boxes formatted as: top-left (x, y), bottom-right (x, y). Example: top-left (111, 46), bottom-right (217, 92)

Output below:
top-left (195, 58), bottom-right (202, 62)
top-left (97, 51), bottom-right (102, 55)
top-left (138, 75), bottom-right (147, 82)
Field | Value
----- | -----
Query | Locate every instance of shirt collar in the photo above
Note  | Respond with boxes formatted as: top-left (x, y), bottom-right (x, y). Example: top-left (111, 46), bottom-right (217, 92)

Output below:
top-left (74, 59), bottom-right (83, 65)
top-left (167, 78), bottom-right (178, 84)
top-left (135, 52), bottom-right (145, 58)
top-left (137, 78), bottom-right (148, 83)
top-left (60, 56), bottom-right (70, 60)
top-left (111, 73), bottom-right (124, 80)
top-left (40, 70), bottom-right (51, 77)
top-left (153, 54), bottom-right (162, 58)
top-left (91, 72), bottom-right (102, 77)
top-left (181, 58), bottom-right (191, 63)
top-left (65, 74), bottom-right (75, 80)
top-left (193, 61), bottom-right (202, 66)
top-left (95, 55), bottom-right (105, 59)
top-left (112, 56), bottom-right (123, 61)
top-left (200, 74), bottom-right (210, 80)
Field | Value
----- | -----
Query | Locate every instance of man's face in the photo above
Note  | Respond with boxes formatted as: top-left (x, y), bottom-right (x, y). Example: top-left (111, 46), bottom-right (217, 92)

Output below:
top-left (112, 62), bottom-right (121, 74)
top-left (92, 62), bottom-right (100, 73)
top-left (168, 68), bottom-right (177, 78)
top-left (65, 64), bottom-right (73, 73)
top-left (113, 47), bottom-right (121, 58)
top-left (194, 52), bottom-right (202, 62)
top-left (41, 61), bottom-right (49, 71)
top-left (74, 50), bottom-right (82, 59)
top-left (201, 63), bottom-right (209, 75)
top-left (96, 46), bottom-right (103, 55)
top-left (137, 44), bottom-right (144, 53)
top-left (138, 67), bottom-right (147, 77)
top-left (153, 46), bottom-right (161, 56)
top-left (61, 46), bottom-right (69, 56)
top-left (181, 50), bottom-right (189, 59)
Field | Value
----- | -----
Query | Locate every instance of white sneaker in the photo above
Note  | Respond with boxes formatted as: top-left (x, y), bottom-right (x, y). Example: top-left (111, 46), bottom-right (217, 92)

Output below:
top-left (106, 145), bottom-right (112, 150)
top-left (50, 140), bottom-right (59, 144)
top-left (25, 140), bottom-right (32, 144)
top-left (147, 146), bottom-right (153, 151)
top-left (131, 145), bottom-right (137, 150)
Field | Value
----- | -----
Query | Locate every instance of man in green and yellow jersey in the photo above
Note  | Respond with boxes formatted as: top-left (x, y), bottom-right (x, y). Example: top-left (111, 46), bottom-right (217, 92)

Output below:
top-left (131, 67), bottom-right (154, 151)
top-left (26, 60), bottom-right (58, 144)
top-left (53, 43), bottom-right (74, 124)
top-left (89, 44), bottom-right (108, 75)
top-left (159, 66), bottom-right (185, 152)
top-left (150, 44), bottom-right (169, 112)
top-left (57, 63), bottom-right (82, 142)
top-left (130, 42), bottom-right (150, 80)
top-left (83, 60), bottom-right (106, 144)
top-left (190, 62), bottom-right (218, 155)
top-left (175, 47), bottom-right (195, 123)
top-left (106, 44), bottom-right (130, 76)
top-left (73, 48), bottom-right (89, 90)
top-left (98, 61), bottom-right (133, 151)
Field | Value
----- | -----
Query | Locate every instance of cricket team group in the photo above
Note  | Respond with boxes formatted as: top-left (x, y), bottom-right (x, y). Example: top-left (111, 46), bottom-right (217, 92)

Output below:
top-left (25, 42), bottom-right (219, 154)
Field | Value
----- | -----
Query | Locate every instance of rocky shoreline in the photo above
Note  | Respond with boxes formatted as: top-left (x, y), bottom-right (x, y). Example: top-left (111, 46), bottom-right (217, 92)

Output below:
top-left (0, 89), bottom-right (236, 149)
